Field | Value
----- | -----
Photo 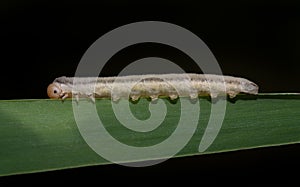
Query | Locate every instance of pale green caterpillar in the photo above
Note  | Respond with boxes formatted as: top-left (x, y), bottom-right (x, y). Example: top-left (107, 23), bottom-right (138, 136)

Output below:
top-left (47, 73), bottom-right (259, 102)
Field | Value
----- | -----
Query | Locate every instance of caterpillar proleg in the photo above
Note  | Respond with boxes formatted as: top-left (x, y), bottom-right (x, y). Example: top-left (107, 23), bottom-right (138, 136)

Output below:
top-left (47, 73), bottom-right (259, 102)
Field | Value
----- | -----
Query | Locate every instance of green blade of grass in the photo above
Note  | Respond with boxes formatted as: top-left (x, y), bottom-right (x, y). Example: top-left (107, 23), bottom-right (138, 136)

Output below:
top-left (0, 94), bottom-right (300, 176)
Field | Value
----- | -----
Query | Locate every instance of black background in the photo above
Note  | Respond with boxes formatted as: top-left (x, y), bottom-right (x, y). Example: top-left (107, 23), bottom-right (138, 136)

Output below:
top-left (1, 0), bottom-right (300, 185)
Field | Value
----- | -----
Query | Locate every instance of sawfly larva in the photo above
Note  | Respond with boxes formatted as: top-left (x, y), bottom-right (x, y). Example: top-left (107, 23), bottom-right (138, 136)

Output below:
top-left (47, 73), bottom-right (259, 102)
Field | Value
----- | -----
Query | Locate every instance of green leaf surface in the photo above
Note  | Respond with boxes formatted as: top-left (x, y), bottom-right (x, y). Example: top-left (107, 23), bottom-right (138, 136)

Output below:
top-left (0, 94), bottom-right (300, 176)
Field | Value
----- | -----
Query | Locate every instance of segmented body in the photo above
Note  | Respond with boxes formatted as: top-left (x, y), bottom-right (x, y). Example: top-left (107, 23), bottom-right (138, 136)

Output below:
top-left (47, 73), bottom-right (259, 101)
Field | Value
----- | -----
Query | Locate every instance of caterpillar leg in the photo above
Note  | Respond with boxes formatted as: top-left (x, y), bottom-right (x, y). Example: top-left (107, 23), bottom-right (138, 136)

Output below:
top-left (130, 95), bottom-right (140, 102)
top-left (112, 95), bottom-right (120, 102)
top-left (189, 92), bottom-right (198, 100)
top-left (87, 93), bottom-right (95, 103)
top-left (169, 94), bottom-right (178, 100)
top-left (227, 91), bottom-right (238, 99)
top-left (150, 95), bottom-right (158, 101)
top-left (60, 92), bottom-right (69, 100)
top-left (73, 93), bottom-right (79, 102)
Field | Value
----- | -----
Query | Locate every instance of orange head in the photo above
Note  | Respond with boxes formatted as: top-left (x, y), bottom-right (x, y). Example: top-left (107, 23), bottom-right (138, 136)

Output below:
top-left (47, 83), bottom-right (62, 99)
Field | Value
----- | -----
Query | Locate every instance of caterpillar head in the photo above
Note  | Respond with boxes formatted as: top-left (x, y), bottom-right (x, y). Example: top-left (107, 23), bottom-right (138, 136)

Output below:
top-left (47, 83), bottom-right (63, 99)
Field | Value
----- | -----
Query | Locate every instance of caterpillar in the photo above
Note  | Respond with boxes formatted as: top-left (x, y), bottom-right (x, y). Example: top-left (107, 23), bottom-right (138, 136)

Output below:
top-left (47, 73), bottom-right (259, 102)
